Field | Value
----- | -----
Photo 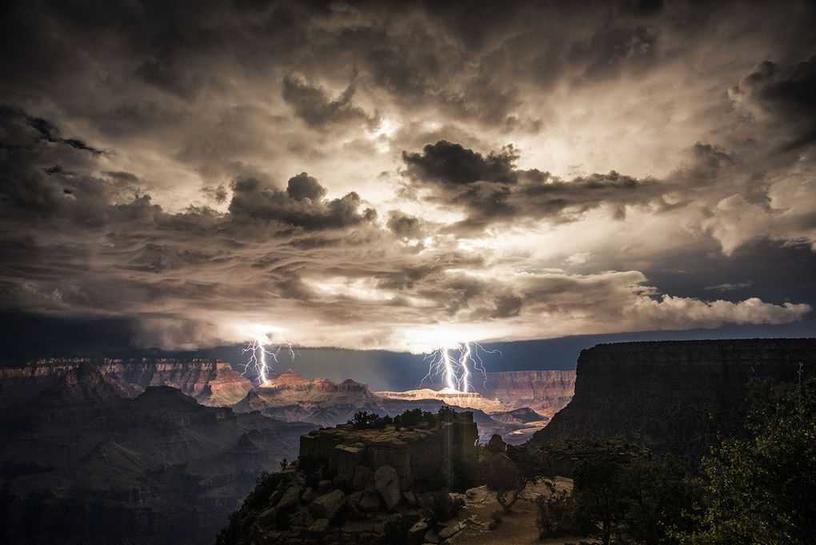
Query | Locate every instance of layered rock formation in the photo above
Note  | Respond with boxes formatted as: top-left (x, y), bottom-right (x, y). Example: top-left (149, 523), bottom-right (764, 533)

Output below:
top-left (533, 339), bottom-right (816, 458)
top-left (299, 411), bottom-right (479, 492)
top-left (217, 410), bottom-right (479, 545)
top-left (233, 370), bottom-right (381, 426)
top-left (236, 370), bottom-right (543, 443)
top-left (481, 370), bottom-right (576, 417)
top-left (376, 388), bottom-right (506, 413)
top-left (0, 357), bottom-right (253, 407)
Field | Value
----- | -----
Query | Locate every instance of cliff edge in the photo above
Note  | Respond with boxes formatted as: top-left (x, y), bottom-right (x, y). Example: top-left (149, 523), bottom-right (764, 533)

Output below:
top-left (531, 338), bottom-right (816, 458)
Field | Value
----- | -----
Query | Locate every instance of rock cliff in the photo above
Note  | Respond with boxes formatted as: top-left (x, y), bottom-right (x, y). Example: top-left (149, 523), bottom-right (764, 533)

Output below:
top-left (0, 364), bottom-right (315, 545)
top-left (532, 339), bottom-right (816, 458)
top-left (481, 370), bottom-right (576, 417)
top-left (0, 357), bottom-right (253, 407)
top-left (376, 388), bottom-right (507, 413)
top-left (216, 410), bottom-right (479, 545)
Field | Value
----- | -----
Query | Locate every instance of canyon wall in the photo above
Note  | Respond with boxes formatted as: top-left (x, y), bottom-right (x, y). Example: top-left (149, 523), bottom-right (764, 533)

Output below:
top-left (0, 358), bottom-right (253, 406)
top-left (482, 370), bottom-right (576, 417)
top-left (0, 364), bottom-right (315, 545)
top-left (532, 339), bottom-right (816, 458)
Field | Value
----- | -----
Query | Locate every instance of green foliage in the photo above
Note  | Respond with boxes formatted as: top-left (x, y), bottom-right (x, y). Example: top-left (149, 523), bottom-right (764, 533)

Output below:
top-left (684, 378), bottom-right (816, 545)
top-left (536, 480), bottom-right (578, 539)
top-left (349, 410), bottom-right (392, 429)
top-left (570, 446), bottom-right (699, 545)
top-left (393, 407), bottom-right (435, 428)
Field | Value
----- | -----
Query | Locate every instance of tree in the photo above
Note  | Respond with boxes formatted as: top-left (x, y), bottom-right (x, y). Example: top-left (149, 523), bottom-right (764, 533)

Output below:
top-left (569, 444), bottom-right (698, 545)
top-left (574, 454), bottom-right (628, 545)
top-left (685, 377), bottom-right (816, 545)
top-left (536, 480), bottom-right (578, 539)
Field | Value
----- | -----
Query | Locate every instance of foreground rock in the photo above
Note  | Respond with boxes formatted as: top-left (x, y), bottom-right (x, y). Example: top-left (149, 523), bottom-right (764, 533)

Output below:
top-left (217, 409), bottom-right (480, 545)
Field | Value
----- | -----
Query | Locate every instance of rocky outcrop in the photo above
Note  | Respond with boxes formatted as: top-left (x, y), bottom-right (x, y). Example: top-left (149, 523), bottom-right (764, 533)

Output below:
top-left (299, 411), bottom-right (479, 492)
top-left (532, 339), bottom-right (816, 459)
top-left (0, 358), bottom-right (253, 407)
top-left (233, 370), bottom-right (381, 426)
top-left (217, 410), bottom-right (478, 545)
top-left (481, 370), bottom-right (576, 417)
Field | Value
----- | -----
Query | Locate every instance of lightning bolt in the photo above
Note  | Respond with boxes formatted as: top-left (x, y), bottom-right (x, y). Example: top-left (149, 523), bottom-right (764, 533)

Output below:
top-left (241, 332), bottom-right (295, 385)
top-left (421, 341), bottom-right (500, 393)
top-left (458, 342), bottom-right (472, 392)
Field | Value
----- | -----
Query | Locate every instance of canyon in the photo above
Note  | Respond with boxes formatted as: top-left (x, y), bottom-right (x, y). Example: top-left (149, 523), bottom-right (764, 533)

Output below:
top-left (0, 357), bottom-right (254, 407)
top-left (482, 369), bottom-right (576, 418)
top-left (0, 362), bottom-right (314, 545)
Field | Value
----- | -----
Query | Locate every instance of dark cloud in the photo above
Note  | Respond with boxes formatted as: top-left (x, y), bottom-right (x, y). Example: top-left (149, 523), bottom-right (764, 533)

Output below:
top-left (228, 173), bottom-right (376, 230)
top-left (0, 106), bottom-right (110, 222)
top-left (286, 172), bottom-right (326, 201)
top-left (0, 2), bottom-right (815, 351)
top-left (402, 140), bottom-right (662, 230)
top-left (386, 211), bottom-right (424, 239)
top-left (282, 73), bottom-right (372, 128)
top-left (403, 140), bottom-right (518, 185)
top-left (570, 25), bottom-right (658, 81)
top-left (731, 55), bottom-right (816, 148)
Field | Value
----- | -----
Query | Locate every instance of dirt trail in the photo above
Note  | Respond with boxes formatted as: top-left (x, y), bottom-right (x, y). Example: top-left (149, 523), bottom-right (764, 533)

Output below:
top-left (446, 478), bottom-right (589, 545)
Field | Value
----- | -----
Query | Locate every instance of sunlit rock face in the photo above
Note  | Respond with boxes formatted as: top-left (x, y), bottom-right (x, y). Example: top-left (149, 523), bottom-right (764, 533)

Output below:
top-left (233, 370), bottom-right (547, 443)
top-left (533, 339), bottom-right (816, 459)
top-left (233, 370), bottom-right (381, 427)
top-left (0, 358), bottom-right (253, 407)
top-left (375, 388), bottom-right (507, 413)
top-left (482, 370), bottom-right (576, 417)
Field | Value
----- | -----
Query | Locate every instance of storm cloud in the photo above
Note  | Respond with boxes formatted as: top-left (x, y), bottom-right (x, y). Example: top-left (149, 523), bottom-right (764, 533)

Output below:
top-left (0, 0), bottom-right (814, 352)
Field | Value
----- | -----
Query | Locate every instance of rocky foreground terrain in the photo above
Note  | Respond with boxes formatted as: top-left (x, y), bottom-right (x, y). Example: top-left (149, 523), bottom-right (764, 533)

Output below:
top-left (217, 410), bottom-right (484, 545)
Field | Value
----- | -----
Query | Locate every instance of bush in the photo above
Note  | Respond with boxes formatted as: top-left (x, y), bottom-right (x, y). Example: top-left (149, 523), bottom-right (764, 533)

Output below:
top-left (536, 480), bottom-right (578, 539)
top-left (393, 408), bottom-right (435, 428)
top-left (569, 446), bottom-right (699, 545)
top-left (349, 411), bottom-right (392, 429)
top-left (684, 378), bottom-right (816, 545)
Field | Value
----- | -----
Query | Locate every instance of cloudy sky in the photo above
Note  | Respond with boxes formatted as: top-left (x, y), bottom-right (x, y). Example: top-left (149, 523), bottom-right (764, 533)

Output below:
top-left (1, 0), bottom-right (815, 354)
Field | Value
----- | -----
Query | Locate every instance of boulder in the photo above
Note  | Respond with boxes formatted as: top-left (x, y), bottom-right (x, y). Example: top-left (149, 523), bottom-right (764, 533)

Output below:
top-left (408, 520), bottom-right (428, 545)
top-left (301, 487), bottom-right (317, 503)
top-left (374, 465), bottom-right (401, 510)
top-left (403, 490), bottom-right (418, 506)
top-left (317, 479), bottom-right (332, 493)
top-left (358, 490), bottom-right (382, 512)
top-left (289, 509), bottom-right (313, 528)
top-left (268, 489), bottom-right (283, 507)
top-left (352, 464), bottom-right (374, 490)
top-left (277, 485), bottom-right (303, 510)
top-left (439, 521), bottom-right (463, 539)
top-left (418, 490), bottom-right (458, 521)
top-left (309, 489), bottom-right (346, 521)
top-left (257, 506), bottom-right (278, 528)
top-left (308, 518), bottom-right (330, 533)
